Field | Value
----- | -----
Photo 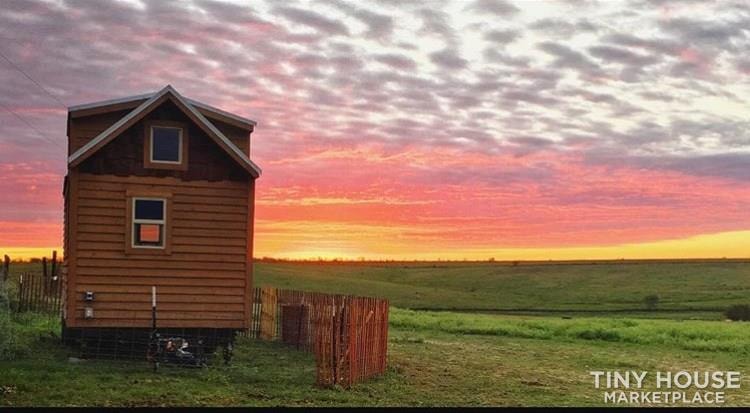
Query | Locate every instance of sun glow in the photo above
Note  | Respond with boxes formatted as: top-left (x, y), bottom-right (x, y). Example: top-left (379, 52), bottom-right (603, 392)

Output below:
top-left (0, 247), bottom-right (61, 261)
top-left (254, 227), bottom-right (750, 261)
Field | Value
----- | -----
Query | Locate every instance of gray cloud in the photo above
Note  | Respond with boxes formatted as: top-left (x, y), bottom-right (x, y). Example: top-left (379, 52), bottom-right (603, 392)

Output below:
top-left (430, 49), bottom-right (468, 70)
top-left (373, 53), bottom-right (417, 70)
top-left (503, 89), bottom-right (560, 107)
top-left (274, 6), bottom-right (350, 35)
top-left (537, 41), bottom-right (604, 77)
top-left (508, 136), bottom-right (556, 148)
top-left (352, 8), bottom-right (394, 39)
top-left (659, 17), bottom-right (750, 48)
top-left (466, 0), bottom-right (519, 16)
top-left (588, 45), bottom-right (661, 67)
top-left (484, 29), bottom-right (519, 44)
top-left (530, 18), bottom-right (599, 36)
top-left (663, 153), bottom-right (750, 182)
top-left (417, 9), bottom-right (457, 46)
top-left (617, 153), bottom-right (750, 183)
top-left (601, 32), bottom-right (682, 56)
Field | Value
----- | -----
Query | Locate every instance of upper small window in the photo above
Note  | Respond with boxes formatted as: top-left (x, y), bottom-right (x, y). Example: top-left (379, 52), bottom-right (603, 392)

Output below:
top-left (144, 121), bottom-right (188, 170)
top-left (150, 126), bottom-right (182, 163)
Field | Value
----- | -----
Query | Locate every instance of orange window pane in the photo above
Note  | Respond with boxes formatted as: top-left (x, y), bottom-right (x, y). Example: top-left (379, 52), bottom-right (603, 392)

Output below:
top-left (139, 224), bottom-right (161, 243)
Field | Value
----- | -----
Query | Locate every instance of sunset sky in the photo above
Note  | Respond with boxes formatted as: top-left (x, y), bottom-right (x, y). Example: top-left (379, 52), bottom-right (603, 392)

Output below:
top-left (1, 0), bottom-right (749, 260)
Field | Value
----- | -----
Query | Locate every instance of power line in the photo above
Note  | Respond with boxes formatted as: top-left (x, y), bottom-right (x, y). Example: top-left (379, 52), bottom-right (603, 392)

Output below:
top-left (0, 101), bottom-right (65, 150)
top-left (0, 48), bottom-right (68, 109)
top-left (0, 45), bottom-right (66, 150)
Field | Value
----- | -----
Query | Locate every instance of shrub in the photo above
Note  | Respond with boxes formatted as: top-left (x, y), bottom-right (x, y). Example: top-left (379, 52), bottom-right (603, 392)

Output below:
top-left (644, 294), bottom-right (660, 311)
top-left (725, 304), bottom-right (750, 321)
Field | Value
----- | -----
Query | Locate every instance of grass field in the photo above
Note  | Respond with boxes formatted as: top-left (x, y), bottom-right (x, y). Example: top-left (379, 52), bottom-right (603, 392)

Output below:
top-left (2, 260), bottom-right (749, 406)
top-left (256, 260), bottom-right (750, 318)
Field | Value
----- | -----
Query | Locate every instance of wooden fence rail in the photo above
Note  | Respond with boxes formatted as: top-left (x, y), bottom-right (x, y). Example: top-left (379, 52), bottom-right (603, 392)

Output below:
top-left (247, 287), bottom-right (390, 388)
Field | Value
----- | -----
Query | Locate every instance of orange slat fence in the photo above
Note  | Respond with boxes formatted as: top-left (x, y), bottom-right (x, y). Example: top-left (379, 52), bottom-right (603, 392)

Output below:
top-left (247, 287), bottom-right (389, 388)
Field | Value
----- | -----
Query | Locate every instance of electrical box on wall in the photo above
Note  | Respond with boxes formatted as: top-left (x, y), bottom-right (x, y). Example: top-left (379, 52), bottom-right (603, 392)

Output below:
top-left (84, 307), bottom-right (94, 319)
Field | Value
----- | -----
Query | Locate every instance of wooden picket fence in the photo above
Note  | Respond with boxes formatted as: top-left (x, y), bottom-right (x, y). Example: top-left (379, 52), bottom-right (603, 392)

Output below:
top-left (248, 286), bottom-right (390, 388)
top-left (10, 252), bottom-right (63, 315)
top-left (16, 271), bottom-right (63, 314)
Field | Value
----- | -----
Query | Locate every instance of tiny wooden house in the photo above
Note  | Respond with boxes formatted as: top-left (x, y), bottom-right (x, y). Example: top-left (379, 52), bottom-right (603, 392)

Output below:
top-left (62, 85), bottom-right (260, 336)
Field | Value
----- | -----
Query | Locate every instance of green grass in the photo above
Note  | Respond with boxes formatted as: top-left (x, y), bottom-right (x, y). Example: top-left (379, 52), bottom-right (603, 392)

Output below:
top-left (10, 260), bottom-right (750, 317)
top-left (390, 308), bottom-right (750, 353)
top-left (255, 261), bottom-right (750, 318)
top-left (3, 261), bottom-right (750, 406)
top-left (0, 312), bottom-right (59, 361)
top-left (2, 310), bottom-right (750, 406)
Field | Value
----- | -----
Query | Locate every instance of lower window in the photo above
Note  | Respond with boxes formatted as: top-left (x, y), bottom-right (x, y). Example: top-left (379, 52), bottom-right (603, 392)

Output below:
top-left (132, 198), bottom-right (166, 248)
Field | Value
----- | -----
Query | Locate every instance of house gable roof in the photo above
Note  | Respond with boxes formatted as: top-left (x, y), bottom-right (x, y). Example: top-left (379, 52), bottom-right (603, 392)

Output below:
top-left (67, 85), bottom-right (261, 178)
top-left (68, 91), bottom-right (257, 130)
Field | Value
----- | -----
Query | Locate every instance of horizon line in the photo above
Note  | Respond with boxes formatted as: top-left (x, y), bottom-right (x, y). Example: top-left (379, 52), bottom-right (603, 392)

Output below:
top-left (6, 255), bottom-right (750, 265)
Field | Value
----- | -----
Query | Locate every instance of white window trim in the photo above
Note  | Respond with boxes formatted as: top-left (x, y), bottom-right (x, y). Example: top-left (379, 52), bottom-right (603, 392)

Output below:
top-left (132, 197), bottom-right (167, 249)
top-left (149, 126), bottom-right (183, 164)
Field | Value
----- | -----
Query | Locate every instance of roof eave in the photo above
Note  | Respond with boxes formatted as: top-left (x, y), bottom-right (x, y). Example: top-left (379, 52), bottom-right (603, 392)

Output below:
top-left (68, 91), bottom-right (257, 129)
top-left (67, 93), bottom-right (153, 112)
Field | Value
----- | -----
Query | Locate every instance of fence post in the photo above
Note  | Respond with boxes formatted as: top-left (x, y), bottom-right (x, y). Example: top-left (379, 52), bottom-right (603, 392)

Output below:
top-left (1, 255), bottom-right (9, 282)
top-left (17, 273), bottom-right (24, 312)
top-left (51, 250), bottom-right (57, 278)
top-left (260, 287), bottom-right (278, 340)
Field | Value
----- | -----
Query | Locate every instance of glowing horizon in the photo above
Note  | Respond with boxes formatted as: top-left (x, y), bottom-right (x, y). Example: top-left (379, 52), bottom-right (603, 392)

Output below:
top-left (4, 229), bottom-right (750, 261)
top-left (256, 230), bottom-right (750, 261)
top-left (1, 1), bottom-right (749, 261)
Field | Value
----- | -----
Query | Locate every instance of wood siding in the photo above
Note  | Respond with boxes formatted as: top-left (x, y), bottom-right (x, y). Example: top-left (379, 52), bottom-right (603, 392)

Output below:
top-left (69, 102), bottom-right (251, 159)
top-left (62, 176), bottom-right (70, 321)
top-left (68, 109), bottom-right (133, 156)
top-left (64, 170), bottom-right (80, 325)
top-left (68, 97), bottom-right (253, 156)
top-left (212, 119), bottom-right (251, 156)
top-left (68, 173), bottom-right (250, 328)
top-left (77, 100), bottom-right (248, 182)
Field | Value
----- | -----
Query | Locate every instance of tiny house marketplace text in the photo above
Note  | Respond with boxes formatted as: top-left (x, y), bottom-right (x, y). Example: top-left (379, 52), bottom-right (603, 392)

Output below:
top-left (590, 370), bottom-right (742, 405)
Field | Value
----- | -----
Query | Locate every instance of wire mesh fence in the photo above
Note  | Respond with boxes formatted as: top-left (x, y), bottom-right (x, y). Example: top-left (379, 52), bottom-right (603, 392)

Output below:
top-left (61, 324), bottom-right (236, 366)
